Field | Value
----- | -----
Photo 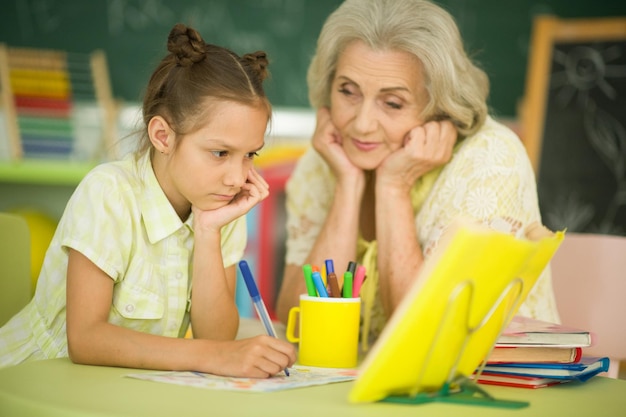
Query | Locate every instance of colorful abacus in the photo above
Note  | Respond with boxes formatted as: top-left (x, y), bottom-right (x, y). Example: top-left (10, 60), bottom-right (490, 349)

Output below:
top-left (0, 45), bottom-right (117, 160)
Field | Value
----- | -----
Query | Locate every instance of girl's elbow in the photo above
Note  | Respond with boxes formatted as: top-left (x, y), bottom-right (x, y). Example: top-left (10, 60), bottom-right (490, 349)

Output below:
top-left (66, 326), bottom-right (94, 365)
top-left (67, 338), bottom-right (86, 364)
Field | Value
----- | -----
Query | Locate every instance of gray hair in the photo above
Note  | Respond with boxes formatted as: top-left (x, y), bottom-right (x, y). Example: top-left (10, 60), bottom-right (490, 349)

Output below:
top-left (307, 0), bottom-right (489, 136)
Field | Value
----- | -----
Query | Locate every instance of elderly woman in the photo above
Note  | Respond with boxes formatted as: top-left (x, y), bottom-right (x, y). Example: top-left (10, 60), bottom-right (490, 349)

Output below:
top-left (276, 0), bottom-right (559, 350)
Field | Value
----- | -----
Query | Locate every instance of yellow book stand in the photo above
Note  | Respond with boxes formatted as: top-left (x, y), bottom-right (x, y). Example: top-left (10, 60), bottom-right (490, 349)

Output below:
top-left (349, 219), bottom-right (565, 408)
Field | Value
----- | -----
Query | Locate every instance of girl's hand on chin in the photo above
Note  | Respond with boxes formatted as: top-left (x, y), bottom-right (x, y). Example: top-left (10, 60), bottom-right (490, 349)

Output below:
top-left (229, 168), bottom-right (269, 214)
top-left (193, 168), bottom-right (269, 233)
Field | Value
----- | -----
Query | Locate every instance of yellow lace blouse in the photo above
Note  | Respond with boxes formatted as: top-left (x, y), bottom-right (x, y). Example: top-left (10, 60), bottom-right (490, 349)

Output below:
top-left (285, 117), bottom-right (560, 350)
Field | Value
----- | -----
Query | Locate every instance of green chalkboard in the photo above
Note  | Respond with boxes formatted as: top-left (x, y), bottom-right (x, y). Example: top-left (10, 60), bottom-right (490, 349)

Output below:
top-left (1, 0), bottom-right (625, 116)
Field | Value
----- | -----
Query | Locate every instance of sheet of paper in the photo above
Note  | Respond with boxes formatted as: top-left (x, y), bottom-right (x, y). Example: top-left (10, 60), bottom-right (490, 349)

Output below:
top-left (126, 366), bottom-right (358, 392)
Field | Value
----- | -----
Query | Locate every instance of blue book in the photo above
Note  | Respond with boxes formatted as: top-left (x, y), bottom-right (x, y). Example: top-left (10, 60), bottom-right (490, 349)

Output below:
top-left (481, 356), bottom-right (609, 381)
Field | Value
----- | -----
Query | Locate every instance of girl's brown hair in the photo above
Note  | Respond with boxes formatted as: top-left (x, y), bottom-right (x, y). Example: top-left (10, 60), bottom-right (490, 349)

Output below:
top-left (137, 23), bottom-right (271, 156)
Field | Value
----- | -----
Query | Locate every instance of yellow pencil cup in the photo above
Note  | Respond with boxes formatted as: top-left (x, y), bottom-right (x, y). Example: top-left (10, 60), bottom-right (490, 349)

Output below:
top-left (286, 295), bottom-right (361, 368)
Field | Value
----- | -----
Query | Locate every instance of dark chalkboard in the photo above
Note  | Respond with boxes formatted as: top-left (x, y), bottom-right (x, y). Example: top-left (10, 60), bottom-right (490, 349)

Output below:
top-left (1, 0), bottom-right (626, 115)
top-left (522, 16), bottom-right (626, 236)
top-left (0, 0), bottom-right (342, 109)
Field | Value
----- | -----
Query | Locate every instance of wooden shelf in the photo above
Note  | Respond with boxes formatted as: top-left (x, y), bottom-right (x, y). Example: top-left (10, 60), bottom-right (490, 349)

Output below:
top-left (0, 159), bottom-right (96, 186)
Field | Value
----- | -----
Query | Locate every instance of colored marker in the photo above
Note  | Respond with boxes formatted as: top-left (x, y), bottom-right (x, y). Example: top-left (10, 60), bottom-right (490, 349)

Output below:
top-left (326, 271), bottom-right (341, 298)
top-left (353, 265), bottom-right (366, 298)
top-left (325, 259), bottom-right (340, 297)
top-left (312, 271), bottom-right (329, 297)
top-left (239, 260), bottom-right (290, 377)
top-left (347, 261), bottom-right (357, 276)
top-left (302, 264), bottom-right (317, 296)
top-left (325, 259), bottom-right (335, 275)
top-left (342, 271), bottom-right (353, 298)
top-left (312, 264), bottom-right (326, 285)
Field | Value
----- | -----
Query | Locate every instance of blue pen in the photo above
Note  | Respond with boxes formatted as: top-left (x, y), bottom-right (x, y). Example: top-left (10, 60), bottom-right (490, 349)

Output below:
top-left (238, 260), bottom-right (290, 377)
top-left (312, 271), bottom-right (329, 297)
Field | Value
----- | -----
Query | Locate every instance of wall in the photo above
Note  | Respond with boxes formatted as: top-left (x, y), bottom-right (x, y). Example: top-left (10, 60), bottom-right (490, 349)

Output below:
top-left (2, 0), bottom-right (625, 117)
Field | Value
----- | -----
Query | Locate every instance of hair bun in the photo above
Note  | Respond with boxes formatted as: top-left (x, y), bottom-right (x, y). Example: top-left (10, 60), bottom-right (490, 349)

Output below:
top-left (167, 23), bottom-right (206, 67)
top-left (242, 51), bottom-right (270, 82)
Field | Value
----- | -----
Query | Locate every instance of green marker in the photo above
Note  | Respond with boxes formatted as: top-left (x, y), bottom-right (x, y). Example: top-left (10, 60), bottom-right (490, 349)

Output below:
top-left (342, 271), bottom-right (353, 298)
top-left (302, 264), bottom-right (317, 296)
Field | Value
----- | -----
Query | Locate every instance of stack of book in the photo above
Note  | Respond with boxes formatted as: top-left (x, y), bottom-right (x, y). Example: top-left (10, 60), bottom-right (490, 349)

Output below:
top-left (475, 316), bottom-right (610, 388)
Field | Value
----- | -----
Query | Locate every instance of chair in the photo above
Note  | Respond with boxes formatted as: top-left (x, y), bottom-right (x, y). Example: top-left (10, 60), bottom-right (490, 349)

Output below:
top-left (550, 232), bottom-right (626, 378)
top-left (0, 212), bottom-right (31, 326)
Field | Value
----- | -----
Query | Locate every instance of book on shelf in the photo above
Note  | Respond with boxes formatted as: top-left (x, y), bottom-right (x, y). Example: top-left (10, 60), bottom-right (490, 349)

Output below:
top-left (474, 372), bottom-right (568, 389)
top-left (482, 356), bottom-right (609, 381)
top-left (486, 345), bottom-right (582, 364)
top-left (496, 315), bottom-right (592, 347)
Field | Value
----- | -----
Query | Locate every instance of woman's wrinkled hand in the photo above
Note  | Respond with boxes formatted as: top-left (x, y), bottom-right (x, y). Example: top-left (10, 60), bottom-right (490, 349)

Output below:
top-left (377, 119), bottom-right (457, 192)
top-left (312, 107), bottom-right (364, 187)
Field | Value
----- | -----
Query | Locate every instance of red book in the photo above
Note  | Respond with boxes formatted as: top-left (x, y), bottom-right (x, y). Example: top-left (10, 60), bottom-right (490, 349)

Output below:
top-left (475, 372), bottom-right (568, 389)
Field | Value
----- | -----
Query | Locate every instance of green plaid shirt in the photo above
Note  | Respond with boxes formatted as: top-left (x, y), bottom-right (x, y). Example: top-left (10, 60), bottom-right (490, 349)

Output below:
top-left (0, 152), bottom-right (246, 366)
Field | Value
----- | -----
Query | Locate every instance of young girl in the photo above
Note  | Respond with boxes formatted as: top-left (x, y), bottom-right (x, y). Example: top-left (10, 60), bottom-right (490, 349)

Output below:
top-left (0, 23), bottom-right (296, 378)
